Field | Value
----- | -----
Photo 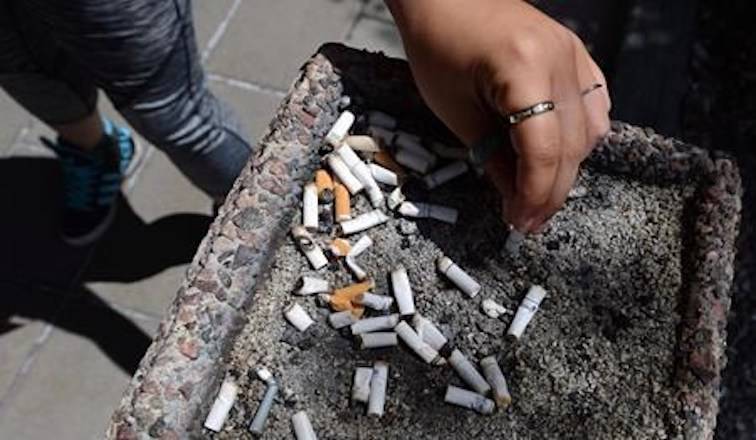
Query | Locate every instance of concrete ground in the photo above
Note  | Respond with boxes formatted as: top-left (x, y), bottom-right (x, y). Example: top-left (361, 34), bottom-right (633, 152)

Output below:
top-left (0, 1), bottom-right (403, 438)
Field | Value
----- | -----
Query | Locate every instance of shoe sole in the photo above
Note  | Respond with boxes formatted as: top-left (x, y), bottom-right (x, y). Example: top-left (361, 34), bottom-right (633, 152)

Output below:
top-left (61, 137), bottom-right (145, 247)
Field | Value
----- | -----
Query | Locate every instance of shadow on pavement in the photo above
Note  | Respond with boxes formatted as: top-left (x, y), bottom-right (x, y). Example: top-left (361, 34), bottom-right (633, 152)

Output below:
top-left (0, 157), bottom-right (212, 375)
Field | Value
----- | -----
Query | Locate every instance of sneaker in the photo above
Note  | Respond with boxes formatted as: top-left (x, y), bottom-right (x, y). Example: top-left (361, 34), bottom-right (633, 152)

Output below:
top-left (41, 119), bottom-right (142, 246)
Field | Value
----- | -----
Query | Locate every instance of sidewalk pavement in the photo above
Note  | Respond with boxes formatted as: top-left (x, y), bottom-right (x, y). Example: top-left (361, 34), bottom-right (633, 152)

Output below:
top-left (0, 1), bottom-right (403, 438)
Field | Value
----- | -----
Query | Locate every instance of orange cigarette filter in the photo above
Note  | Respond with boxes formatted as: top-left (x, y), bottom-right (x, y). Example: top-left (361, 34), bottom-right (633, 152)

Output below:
top-left (334, 183), bottom-right (351, 222)
top-left (374, 150), bottom-right (406, 176)
top-left (330, 280), bottom-right (374, 311)
top-left (330, 238), bottom-right (351, 257)
top-left (314, 169), bottom-right (334, 194)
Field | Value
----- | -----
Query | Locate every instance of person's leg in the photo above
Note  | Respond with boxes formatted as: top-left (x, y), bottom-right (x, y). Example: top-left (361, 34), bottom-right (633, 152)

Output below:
top-left (21, 0), bottom-right (253, 200)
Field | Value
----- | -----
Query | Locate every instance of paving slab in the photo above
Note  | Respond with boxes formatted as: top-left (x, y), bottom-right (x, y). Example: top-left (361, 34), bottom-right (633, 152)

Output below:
top-left (0, 91), bottom-right (32, 157)
top-left (346, 16), bottom-right (405, 59)
top-left (206, 0), bottom-right (362, 90)
top-left (209, 79), bottom-right (285, 144)
top-left (191, 0), bottom-right (238, 55)
top-left (0, 319), bottom-right (47, 403)
top-left (363, 0), bottom-right (394, 22)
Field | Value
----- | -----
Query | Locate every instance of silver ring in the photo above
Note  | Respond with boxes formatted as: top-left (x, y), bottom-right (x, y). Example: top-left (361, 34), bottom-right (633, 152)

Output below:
top-left (505, 101), bottom-right (555, 125)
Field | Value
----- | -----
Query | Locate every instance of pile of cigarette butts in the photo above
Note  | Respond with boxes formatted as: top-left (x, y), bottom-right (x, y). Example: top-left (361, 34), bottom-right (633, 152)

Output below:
top-left (204, 110), bottom-right (548, 438)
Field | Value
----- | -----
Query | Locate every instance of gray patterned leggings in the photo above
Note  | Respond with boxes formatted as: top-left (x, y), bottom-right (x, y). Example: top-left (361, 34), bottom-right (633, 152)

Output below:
top-left (0, 0), bottom-right (251, 198)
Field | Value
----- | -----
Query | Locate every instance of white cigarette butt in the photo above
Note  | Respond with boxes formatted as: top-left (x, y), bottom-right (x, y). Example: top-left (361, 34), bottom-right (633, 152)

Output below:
top-left (394, 321), bottom-right (442, 365)
top-left (359, 332), bottom-right (398, 349)
top-left (336, 143), bottom-right (384, 207)
top-left (325, 110), bottom-right (355, 147)
top-left (395, 132), bottom-right (435, 165)
top-left (296, 276), bottom-right (330, 296)
top-left (449, 349), bottom-right (491, 395)
top-left (431, 141), bottom-right (469, 160)
top-left (387, 186), bottom-right (406, 211)
top-left (327, 154), bottom-right (363, 195)
top-left (423, 160), bottom-right (469, 189)
top-left (346, 257), bottom-right (368, 281)
top-left (256, 368), bottom-right (274, 385)
top-left (412, 314), bottom-right (448, 352)
top-left (480, 356), bottom-right (512, 408)
top-left (351, 314), bottom-right (400, 335)
top-left (284, 303), bottom-right (315, 332)
top-left (368, 126), bottom-right (396, 146)
top-left (291, 226), bottom-right (328, 270)
top-left (204, 378), bottom-right (239, 432)
top-left (444, 385), bottom-right (495, 415)
top-left (352, 367), bottom-right (373, 403)
top-left (354, 293), bottom-right (394, 311)
top-left (369, 163), bottom-right (399, 186)
top-left (328, 310), bottom-right (359, 329)
top-left (368, 111), bottom-right (398, 130)
top-left (395, 149), bottom-right (433, 174)
top-left (368, 361), bottom-right (389, 417)
top-left (391, 265), bottom-right (415, 316)
top-left (437, 256), bottom-right (481, 298)
top-left (292, 411), bottom-right (318, 440)
top-left (345, 135), bottom-right (381, 153)
top-left (507, 285), bottom-right (547, 340)
top-left (398, 202), bottom-right (458, 224)
top-left (339, 210), bottom-right (390, 235)
top-left (303, 183), bottom-right (318, 231)
top-left (348, 235), bottom-right (373, 257)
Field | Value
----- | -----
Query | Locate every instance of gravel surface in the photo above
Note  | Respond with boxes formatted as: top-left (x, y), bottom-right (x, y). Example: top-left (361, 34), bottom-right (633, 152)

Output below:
top-left (217, 153), bottom-right (694, 439)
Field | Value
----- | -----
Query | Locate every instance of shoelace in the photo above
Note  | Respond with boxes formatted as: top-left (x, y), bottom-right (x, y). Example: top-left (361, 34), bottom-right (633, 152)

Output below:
top-left (59, 154), bottom-right (121, 211)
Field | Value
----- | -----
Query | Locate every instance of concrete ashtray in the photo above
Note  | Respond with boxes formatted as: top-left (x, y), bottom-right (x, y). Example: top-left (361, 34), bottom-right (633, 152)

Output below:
top-left (108, 44), bottom-right (741, 440)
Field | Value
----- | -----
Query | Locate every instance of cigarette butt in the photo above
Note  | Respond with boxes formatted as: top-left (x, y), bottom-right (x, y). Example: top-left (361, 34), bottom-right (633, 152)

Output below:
top-left (437, 256), bottom-right (481, 298)
top-left (325, 110), bottom-right (355, 147)
top-left (368, 110), bottom-right (398, 130)
top-left (347, 235), bottom-right (373, 257)
top-left (391, 265), bottom-right (415, 316)
top-left (374, 150), bottom-right (406, 175)
top-left (507, 285), bottom-right (547, 340)
top-left (412, 314), bottom-right (448, 352)
top-left (303, 183), bottom-right (318, 231)
top-left (354, 293), bottom-right (394, 311)
top-left (327, 154), bottom-right (363, 195)
top-left (329, 238), bottom-right (351, 257)
top-left (291, 411), bottom-right (317, 440)
top-left (256, 367), bottom-right (274, 385)
top-left (394, 321), bottom-right (442, 365)
top-left (395, 149), bottom-right (433, 174)
top-left (346, 257), bottom-right (368, 281)
top-left (315, 169), bottom-right (334, 194)
top-left (352, 367), bottom-right (373, 403)
top-left (423, 160), bottom-right (469, 189)
top-left (480, 356), bottom-right (512, 408)
top-left (328, 310), bottom-right (360, 329)
top-left (351, 314), bottom-right (400, 335)
top-left (387, 186), bottom-right (406, 211)
top-left (291, 226), bottom-right (328, 270)
top-left (284, 303), bottom-right (315, 332)
top-left (295, 276), bottom-right (330, 296)
top-left (345, 135), bottom-right (381, 153)
top-left (204, 378), bottom-right (239, 432)
top-left (444, 385), bottom-right (495, 415)
top-left (336, 143), bottom-right (385, 208)
top-left (368, 361), bottom-right (389, 417)
top-left (430, 141), bottom-right (469, 161)
top-left (449, 349), bottom-right (491, 395)
top-left (358, 332), bottom-right (398, 349)
top-left (369, 163), bottom-right (399, 186)
top-left (368, 126), bottom-right (397, 147)
top-left (334, 184), bottom-right (351, 222)
top-left (338, 210), bottom-right (389, 236)
top-left (398, 201), bottom-right (458, 224)
top-left (248, 382), bottom-right (278, 435)
top-left (330, 280), bottom-right (374, 311)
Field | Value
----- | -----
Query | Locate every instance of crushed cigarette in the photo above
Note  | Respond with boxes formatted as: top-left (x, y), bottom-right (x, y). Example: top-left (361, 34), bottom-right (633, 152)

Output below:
top-left (398, 201), bottom-right (458, 224)
top-left (295, 276), bottom-right (330, 296)
top-left (354, 293), bottom-right (394, 311)
top-left (351, 314), bottom-right (400, 335)
top-left (328, 310), bottom-right (361, 329)
top-left (328, 238), bottom-right (351, 257)
top-left (325, 110), bottom-right (355, 147)
top-left (346, 258), bottom-right (368, 281)
top-left (430, 141), bottom-right (469, 161)
top-left (352, 367), bottom-right (373, 403)
top-left (394, 321), bottom-right (443, 365)
top-left (284, 303), bottom-right (315, 332)
top-left (437, 256), bottom-right (482, 298)
top-left (367, 361), bottom-right (389, 417)
top-left (448, 349), bottom-right (491, 395)
top-left (303, 182), bottom-right (318, 231)
top-left (339, 210), bottom-right (389, 235)
top-left (358, 331), bottom-right (398, 349)
top-left (291, 226), bottom-right (328, 270)
top-left (330, 280), bottom-right (374, 311)
top-left (423, 160), bottom-right (469, 189)
top-left (204, 378), bottom-right (239, 432)
top-left (480, 356), bottom-right (512, 408)
top-left (412, 313), bottom-right (448, 352)
top-left (335, 143), bottom-right (384, 207)
top-left (345, 235), bottom-right (373, 280)
top-left (291, 411), bottom-right (318, 440)
top-left (444, 385), bottom-right (495, 415)
top-left (507, 285), bottom-right (547, 340)
top-left (369, 163), bottom-right (399, 186)
top-left (327, 154), bottom-right (363, 195)
top-left (481, 298), bottom-right (511, 319)
top-left (368, 110), bottom-right (397, 130)
top-left (345, 135), bottom-right (381, 153)
top-left (248, 381), bottom-right (278, 435)
top-left (314, 169), bottom-right (334, 195)
top-left (333, 183), bottom-right (351, 222)
top-left (391, 265), bottom-right (416, 316)
top-left (386, 186), bottom-right (406, 211)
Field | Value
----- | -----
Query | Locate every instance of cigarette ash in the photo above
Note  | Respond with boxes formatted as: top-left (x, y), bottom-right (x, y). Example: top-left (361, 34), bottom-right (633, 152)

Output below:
top-left (217, 128), bottom-right (693, 440)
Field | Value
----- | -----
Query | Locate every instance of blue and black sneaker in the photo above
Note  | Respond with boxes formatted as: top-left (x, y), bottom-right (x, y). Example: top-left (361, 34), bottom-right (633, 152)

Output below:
top-left (41, 119), bottom-right (142, 246)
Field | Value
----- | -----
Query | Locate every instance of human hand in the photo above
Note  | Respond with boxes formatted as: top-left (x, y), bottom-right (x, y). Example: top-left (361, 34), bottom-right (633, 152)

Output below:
top-left (387, 0), bottom-right (611, 233)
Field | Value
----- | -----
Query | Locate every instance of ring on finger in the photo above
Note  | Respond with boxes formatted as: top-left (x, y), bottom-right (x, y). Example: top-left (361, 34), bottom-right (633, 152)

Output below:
top-left (505, 101), bottom-right (555, 125)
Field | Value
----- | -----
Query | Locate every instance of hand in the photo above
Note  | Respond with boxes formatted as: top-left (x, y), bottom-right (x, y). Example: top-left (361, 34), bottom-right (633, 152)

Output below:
top-left (388, 0), bottom-right (611, 233)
